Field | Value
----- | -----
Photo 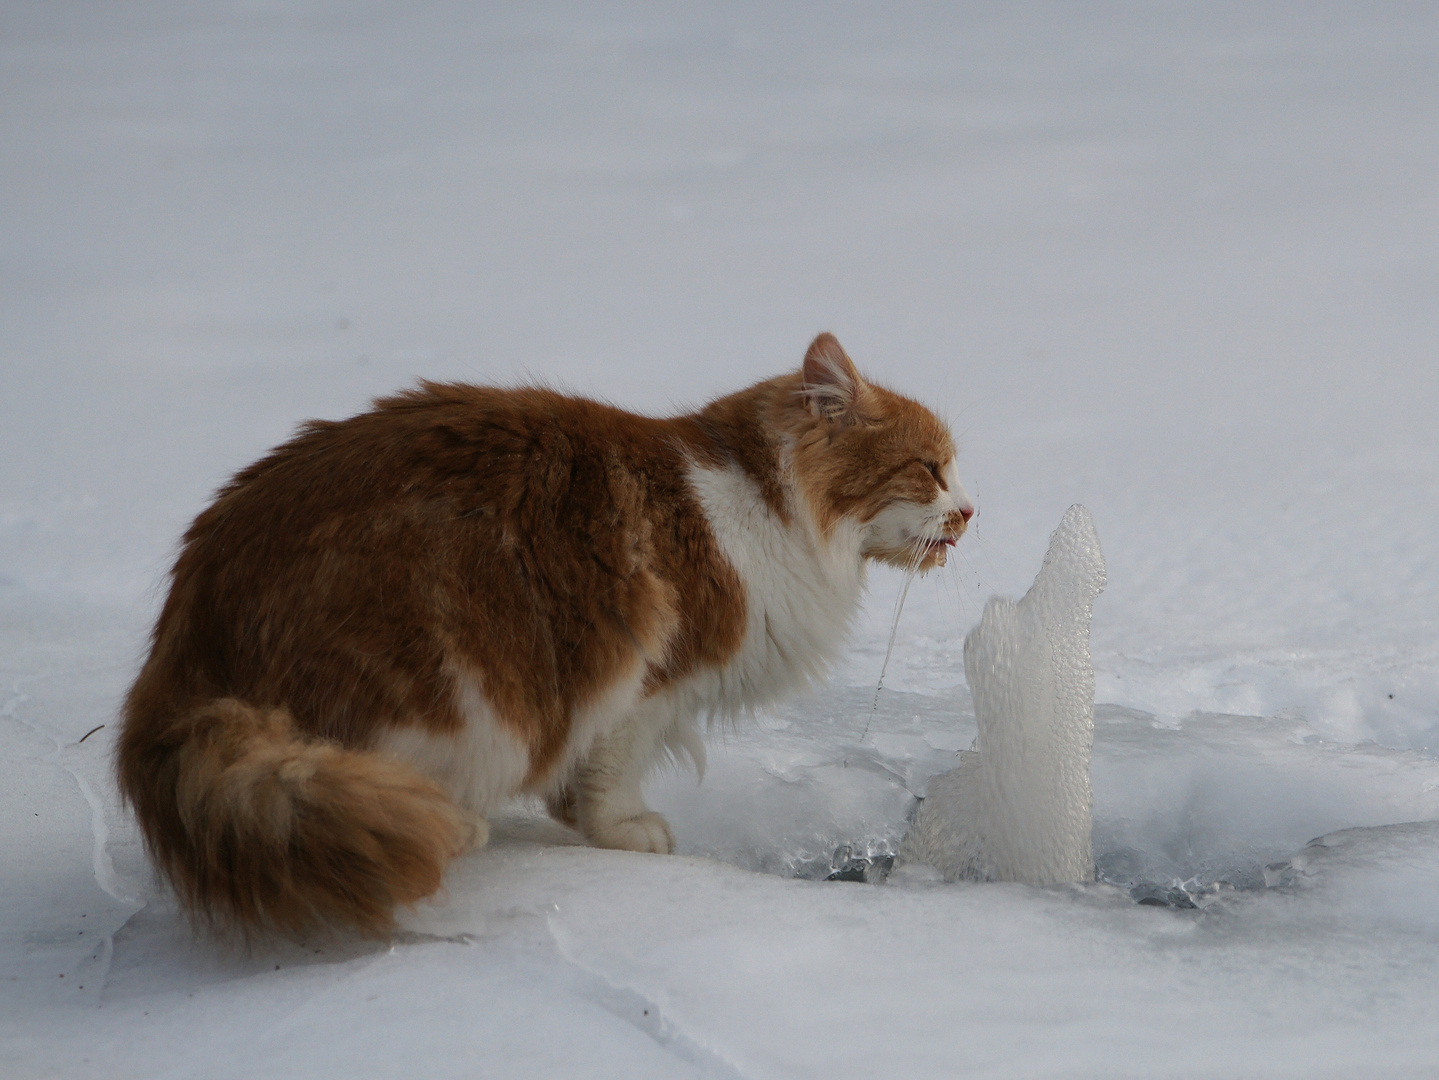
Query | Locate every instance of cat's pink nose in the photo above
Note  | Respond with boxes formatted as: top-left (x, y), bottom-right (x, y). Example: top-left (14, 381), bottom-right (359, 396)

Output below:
top-left (958, 503), bottom-right (975, 522)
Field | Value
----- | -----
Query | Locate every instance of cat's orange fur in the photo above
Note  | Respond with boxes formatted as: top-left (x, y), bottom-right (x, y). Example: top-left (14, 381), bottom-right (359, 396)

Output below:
top-left (117, 334), bottom-right (974, 937)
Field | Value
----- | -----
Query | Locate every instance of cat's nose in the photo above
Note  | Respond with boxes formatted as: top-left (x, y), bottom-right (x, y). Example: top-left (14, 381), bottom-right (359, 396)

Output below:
top-left (945, 507), bottom-right (972, 537)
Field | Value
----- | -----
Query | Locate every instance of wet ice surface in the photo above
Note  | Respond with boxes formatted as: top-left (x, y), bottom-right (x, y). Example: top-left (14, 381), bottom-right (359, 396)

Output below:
top-left (651, 687), bottom-right (1439, 907)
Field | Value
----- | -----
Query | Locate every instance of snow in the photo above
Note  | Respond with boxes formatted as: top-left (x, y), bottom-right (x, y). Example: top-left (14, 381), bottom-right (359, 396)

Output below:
top-left (904, 504), bottom-right (1105, 884)
top-left (4, 2), bottom-right (1439, 1076)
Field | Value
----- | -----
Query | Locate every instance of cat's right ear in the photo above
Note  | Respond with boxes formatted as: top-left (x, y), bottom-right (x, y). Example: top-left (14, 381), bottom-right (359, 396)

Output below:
top-left (801, 333), bottom-right (866, 423)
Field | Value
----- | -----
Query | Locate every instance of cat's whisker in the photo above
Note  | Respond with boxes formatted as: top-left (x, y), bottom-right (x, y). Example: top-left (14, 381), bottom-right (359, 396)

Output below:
top-left (949, 525), bottom-right (991, 594)
top-left (927, 525), bottom-right (968, 630)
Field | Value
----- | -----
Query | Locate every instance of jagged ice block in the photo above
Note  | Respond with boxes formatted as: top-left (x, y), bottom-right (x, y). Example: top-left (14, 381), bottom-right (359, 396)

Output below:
top-left (902, 504), bottom-right (1106, 884)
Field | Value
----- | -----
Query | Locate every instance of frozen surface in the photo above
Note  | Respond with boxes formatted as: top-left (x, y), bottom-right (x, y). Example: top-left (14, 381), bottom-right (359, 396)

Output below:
top-left (904, 504), bottom-right (1105, 883)
top-left (6, 2), bottom-right (1439, 1077)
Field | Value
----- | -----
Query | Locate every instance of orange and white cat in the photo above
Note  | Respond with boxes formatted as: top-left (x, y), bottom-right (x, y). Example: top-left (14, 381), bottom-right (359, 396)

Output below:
top-left (117, 333), bottom-right (974, 936)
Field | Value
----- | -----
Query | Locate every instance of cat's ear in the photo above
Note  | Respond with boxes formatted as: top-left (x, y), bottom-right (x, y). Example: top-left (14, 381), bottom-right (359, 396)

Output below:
top-left (801, 333), bottom-right (868, 423)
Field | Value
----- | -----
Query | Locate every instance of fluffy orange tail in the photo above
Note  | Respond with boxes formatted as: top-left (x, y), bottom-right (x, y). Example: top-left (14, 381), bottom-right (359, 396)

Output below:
top-left (117, 698), bottom-right (467, 938)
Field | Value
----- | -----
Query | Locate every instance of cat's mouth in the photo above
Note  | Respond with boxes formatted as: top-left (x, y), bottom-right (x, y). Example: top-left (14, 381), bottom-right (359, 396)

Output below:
top-left (903, 534), bottom-right (955, 569)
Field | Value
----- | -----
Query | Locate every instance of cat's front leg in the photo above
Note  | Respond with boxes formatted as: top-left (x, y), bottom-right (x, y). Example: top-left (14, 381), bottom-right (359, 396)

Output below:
top-left (569, 714), bottom-right (675, 855)
top-left (546, 781), bottom-right (672, 853)
top-left (460, 810), bottom-right (491, 852)
top-left (543, 785), bottom-right (579, 828)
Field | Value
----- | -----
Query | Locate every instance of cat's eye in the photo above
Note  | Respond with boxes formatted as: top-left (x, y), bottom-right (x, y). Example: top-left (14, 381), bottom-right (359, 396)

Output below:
top-left (923, 461), bottom-right (946, 489)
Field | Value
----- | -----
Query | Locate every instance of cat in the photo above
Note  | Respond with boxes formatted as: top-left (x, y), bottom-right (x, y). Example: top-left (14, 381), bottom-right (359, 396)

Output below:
top-left (117, 333), bottom-right (974, 937)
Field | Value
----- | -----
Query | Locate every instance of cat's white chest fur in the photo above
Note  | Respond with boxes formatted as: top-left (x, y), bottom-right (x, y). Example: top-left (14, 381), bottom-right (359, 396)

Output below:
top-left (684, 460), bottom-right (867, 715)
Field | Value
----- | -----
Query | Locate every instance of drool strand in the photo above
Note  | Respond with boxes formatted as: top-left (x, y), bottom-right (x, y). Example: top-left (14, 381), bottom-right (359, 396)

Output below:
top-left (860, 529), bottom-right (934, 742)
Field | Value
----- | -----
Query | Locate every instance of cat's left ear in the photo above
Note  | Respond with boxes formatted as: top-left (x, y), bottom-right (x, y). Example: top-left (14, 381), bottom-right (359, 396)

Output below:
top-left (801, 333), bottom-right (869, 423)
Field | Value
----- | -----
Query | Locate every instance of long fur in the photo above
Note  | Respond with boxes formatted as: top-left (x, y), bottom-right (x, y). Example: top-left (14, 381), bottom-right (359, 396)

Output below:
top-left (116, 333), bottom-right (974, 938)
top-left (118, 698), bottom-right (466, 937)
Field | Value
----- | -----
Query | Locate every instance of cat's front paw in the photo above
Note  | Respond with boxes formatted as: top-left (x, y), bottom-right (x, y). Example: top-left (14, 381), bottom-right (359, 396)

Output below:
top-left (589, 812), bottom-right (675, 855)
top-left (458, 812), bottom-right (491, 854)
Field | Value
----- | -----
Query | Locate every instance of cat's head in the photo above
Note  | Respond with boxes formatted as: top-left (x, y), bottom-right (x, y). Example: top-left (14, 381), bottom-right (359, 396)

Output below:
top-left (788, 333), bottom-right (974, 572)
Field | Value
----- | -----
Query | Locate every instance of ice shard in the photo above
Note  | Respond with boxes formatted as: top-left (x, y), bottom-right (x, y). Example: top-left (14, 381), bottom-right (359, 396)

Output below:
top-left (901, 504), bottom-right (1106, 884)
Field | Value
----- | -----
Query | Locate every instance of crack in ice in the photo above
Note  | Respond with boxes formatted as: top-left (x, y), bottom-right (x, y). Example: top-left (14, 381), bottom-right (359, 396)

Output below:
top-left (544, 914), bottom-right (749, 1080)
top-left (2, 671), bottom-right (146, 1002)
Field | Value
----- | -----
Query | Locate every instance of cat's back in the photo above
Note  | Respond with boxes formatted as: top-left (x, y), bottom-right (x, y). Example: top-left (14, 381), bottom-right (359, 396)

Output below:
top-left (190, 382), bottom-right (681, 542)
top-left (142, 382), bottom-right (732, 741)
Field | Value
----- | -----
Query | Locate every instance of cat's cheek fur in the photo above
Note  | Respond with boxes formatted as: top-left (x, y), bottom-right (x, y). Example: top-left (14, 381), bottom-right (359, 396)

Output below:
top-left (860, 502), bottom-right (935, 568)
top-left (861, 462), bottom-right (976, 571)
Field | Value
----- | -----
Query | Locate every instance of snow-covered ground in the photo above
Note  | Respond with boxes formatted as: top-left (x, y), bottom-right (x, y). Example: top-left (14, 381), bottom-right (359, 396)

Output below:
top-left (4, 3), bottom-right (1438, 1076)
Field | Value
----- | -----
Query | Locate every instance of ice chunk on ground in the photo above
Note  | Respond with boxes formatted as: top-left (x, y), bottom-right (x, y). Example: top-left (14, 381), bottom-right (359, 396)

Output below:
top-left (902, 504), bottom-right (1106, 883)
top-left (1261, 820), bottom-right (1439, 934)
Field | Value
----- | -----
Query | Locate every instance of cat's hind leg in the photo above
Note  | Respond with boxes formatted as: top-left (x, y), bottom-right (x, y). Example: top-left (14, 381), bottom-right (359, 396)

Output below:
top-left (374, 667), bottom-right (529, 849)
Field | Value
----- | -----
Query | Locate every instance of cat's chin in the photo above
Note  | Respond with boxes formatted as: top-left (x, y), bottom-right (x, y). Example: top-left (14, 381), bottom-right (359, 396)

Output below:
top-left (865, 544), bottom-right (949, 573)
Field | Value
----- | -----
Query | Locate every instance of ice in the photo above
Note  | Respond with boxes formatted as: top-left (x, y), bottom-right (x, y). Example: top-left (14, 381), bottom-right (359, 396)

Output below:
top-left (649, 684), bottom-right (963, 879)
top-left (7, 3), bottom-right (1439, 1075)
top-left (903, 505), bottom-right (1106, 883)
top-left (1261, 821), bottom-right (1439, 934)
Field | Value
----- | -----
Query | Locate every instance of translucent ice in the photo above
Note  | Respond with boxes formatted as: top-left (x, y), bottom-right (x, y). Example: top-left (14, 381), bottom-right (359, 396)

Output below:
top-left (902, 504), bottom-right (1106, 884)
